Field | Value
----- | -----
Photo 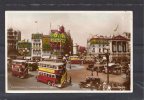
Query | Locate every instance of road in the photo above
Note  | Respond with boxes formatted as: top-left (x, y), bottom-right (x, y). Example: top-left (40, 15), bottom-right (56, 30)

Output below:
top-left (8, 64), bottom-right (127, 90)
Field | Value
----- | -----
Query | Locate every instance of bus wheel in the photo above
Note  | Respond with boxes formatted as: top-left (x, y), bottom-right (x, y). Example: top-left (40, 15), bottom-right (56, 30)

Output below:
top-left (47, 81), bottom-right (51, 86)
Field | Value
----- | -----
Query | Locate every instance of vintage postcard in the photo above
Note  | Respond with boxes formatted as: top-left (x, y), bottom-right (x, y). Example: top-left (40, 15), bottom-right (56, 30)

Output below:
top-left (5, 11), bottom-right (133, 93)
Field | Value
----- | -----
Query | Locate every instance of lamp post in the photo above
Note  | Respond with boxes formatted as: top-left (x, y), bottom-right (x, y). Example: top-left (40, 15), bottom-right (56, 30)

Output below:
top-left (104, 45), bottom-right (110, 84)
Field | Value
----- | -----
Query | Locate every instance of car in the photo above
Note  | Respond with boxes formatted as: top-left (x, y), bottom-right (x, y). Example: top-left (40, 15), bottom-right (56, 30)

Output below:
top-left (27, 61), bottom-right (38, 71)
top-left (86, 64), bottom-right (94, 71)
top-left (79, 77), bottom-right (101, 89)
top-left (103, 63), bottom-right (121, 74)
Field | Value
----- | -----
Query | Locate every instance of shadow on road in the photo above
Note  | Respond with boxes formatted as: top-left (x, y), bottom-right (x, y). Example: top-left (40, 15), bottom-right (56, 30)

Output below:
top-left (24, 74), bottom-right (34, 79)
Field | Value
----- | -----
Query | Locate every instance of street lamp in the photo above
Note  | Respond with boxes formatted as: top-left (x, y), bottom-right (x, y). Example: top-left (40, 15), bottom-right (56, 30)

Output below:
top-left (104, 45), bottom-right (110, 84)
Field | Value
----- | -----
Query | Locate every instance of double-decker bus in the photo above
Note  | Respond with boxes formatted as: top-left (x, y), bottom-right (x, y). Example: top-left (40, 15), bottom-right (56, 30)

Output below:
top-left (11, 60), bottom-right (28, 78)
top-left (36, 61), bottom-right (67, 88)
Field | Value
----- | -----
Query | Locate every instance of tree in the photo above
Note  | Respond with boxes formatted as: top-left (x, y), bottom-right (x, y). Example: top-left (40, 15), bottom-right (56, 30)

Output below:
top-left (42, 43), bottom-right (51, 51)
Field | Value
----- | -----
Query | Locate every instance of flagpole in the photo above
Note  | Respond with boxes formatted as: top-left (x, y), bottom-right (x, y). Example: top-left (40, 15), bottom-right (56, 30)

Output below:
top-left (35, 21), bottom-right (38, 33)
top-left (113, 24), bottom-right (119, 35)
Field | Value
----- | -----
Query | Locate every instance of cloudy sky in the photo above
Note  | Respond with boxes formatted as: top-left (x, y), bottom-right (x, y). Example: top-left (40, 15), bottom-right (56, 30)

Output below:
top-left (6, 11), bottom-right (132, 47)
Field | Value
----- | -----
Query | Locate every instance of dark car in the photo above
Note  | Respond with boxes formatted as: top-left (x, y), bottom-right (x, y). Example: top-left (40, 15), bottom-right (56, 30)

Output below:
top-left (27, 61), bottom-right (38, 71)
top-left (79, 77), bottom-right (101, 89)
top-left (87, 64), bottom-right (94, 71)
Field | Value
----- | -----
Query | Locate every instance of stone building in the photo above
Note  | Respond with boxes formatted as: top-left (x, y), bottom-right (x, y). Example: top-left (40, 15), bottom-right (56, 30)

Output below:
top-left (7, 28), bottom-right (21, 58)
top-left (41, 35), bottom-right (51, 60)
top-left (87, 35), bottom-right (109, 56)
top-left (109, 35), bottom-right (130, 63)
top-left (87, 34), bottom-right (130, 63)
top-left (49, 25), bottom-right (73, 56)
top-left (31, 33), bottom-right (43, 61)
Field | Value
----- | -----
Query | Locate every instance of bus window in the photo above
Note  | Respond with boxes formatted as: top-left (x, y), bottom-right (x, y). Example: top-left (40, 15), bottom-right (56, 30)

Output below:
top-left (52, 65), bottom-right (55, 69)
top-left (39, 63), bottom-right (41, 66)
top-left (44, 73), bottom-right (47, 76)
top-left (49, 65), bottom-right (52, 68)
top-left (51, 75), bottom-right (55, 78)
top-left (53, 66), bottom-right (56, 69)
top-left (40, 72), bottom-right (43, 76)
top-left (39, 71), bottom-right (42, 75)
top-left (43, 64), bottom-right (46, 67)
top-left (46, 65), bottom-right (50, 68)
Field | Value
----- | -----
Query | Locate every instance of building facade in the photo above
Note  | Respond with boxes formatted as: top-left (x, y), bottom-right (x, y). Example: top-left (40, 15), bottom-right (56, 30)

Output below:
top-left (87, 35), bottom-right (109, 56)
top-left (31, 33), bottom-right (43, 61)
top-left (50, 25), bottom-right (73, 56)
top-left (7, 28), bottom-right (21, 57)
top-left (109, 35), bottom-right (130, 63)
top-left (87, 34), bottom-right (130, 63)
top-left (42, 35), bottom-right (51, 59)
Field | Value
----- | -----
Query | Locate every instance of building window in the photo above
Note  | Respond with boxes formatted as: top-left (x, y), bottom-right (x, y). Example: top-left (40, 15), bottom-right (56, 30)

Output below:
top-left (117, 42), bottom-right (123, 52)
top-left (112, 41), bottom-right (116, 52)
top-left (92, 48), bottom-right (95, 52)
top-left (122, 42), bottom-right (126, 52)
top-left (99, 48), bottom-right (101, 53)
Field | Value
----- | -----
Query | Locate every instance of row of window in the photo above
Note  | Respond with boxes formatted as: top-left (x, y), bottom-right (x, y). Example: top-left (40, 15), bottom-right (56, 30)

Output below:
top-left (92, 44), bottom-right (107, 47)
top-left (92, 48), bottom-right (106, 53)
top-left (33, 43), bottom-right (41, 46)
top-left (33, 39), bottom-right (40, 42)
top-left (112, 45), bottom-right (127, 52)
top-left (38, 71), bottom-right (56, 78)
top-left (39, 64), bottom-right (58, 69)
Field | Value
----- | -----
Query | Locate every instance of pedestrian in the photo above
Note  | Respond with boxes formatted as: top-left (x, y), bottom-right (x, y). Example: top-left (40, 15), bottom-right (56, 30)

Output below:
top-left (69, 76), bottom-right (72, 85)
top-left (103, 82), bottom-right (107, 90)
top-left (96, 67), bottom-right (99, 76)
top-left (91, 70), bottom-right (94, 76)
top-left (63, 56), bottom-right (66, 62)
top-left (69, 61), bottom-right (71, 69)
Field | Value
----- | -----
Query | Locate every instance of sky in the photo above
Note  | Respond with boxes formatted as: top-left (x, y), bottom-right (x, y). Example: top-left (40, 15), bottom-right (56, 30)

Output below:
top-left (6, 11), bottom-right (132, 47)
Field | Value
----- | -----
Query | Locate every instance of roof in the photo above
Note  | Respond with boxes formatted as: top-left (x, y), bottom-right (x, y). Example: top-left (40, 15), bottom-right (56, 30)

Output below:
top-left (38, 61), bottom-right (64, 65)
top-left (88, 35), bottom-right (129, 42)
top-left (51, 30), bottom-right (59, 33)
top-left (111, 35), bottom-right (129, 40)
top-left (43, 35), bottom-right (50, 38)
top-left (32, 33), bottom-right (43, 39)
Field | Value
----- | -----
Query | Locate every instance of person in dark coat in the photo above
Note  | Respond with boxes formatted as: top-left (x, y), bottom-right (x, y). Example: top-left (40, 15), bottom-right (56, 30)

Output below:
top-left (69, 76), bottom-right (72, 85)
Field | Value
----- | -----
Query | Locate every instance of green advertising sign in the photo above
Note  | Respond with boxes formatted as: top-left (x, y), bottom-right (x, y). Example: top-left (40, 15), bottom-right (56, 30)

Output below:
top-left (50, 33), bottom-right (66, 43)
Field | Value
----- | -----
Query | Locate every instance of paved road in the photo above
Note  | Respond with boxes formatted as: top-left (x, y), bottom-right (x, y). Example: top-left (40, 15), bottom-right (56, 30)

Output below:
top-left (8, 64), bottom-right (127, 91)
